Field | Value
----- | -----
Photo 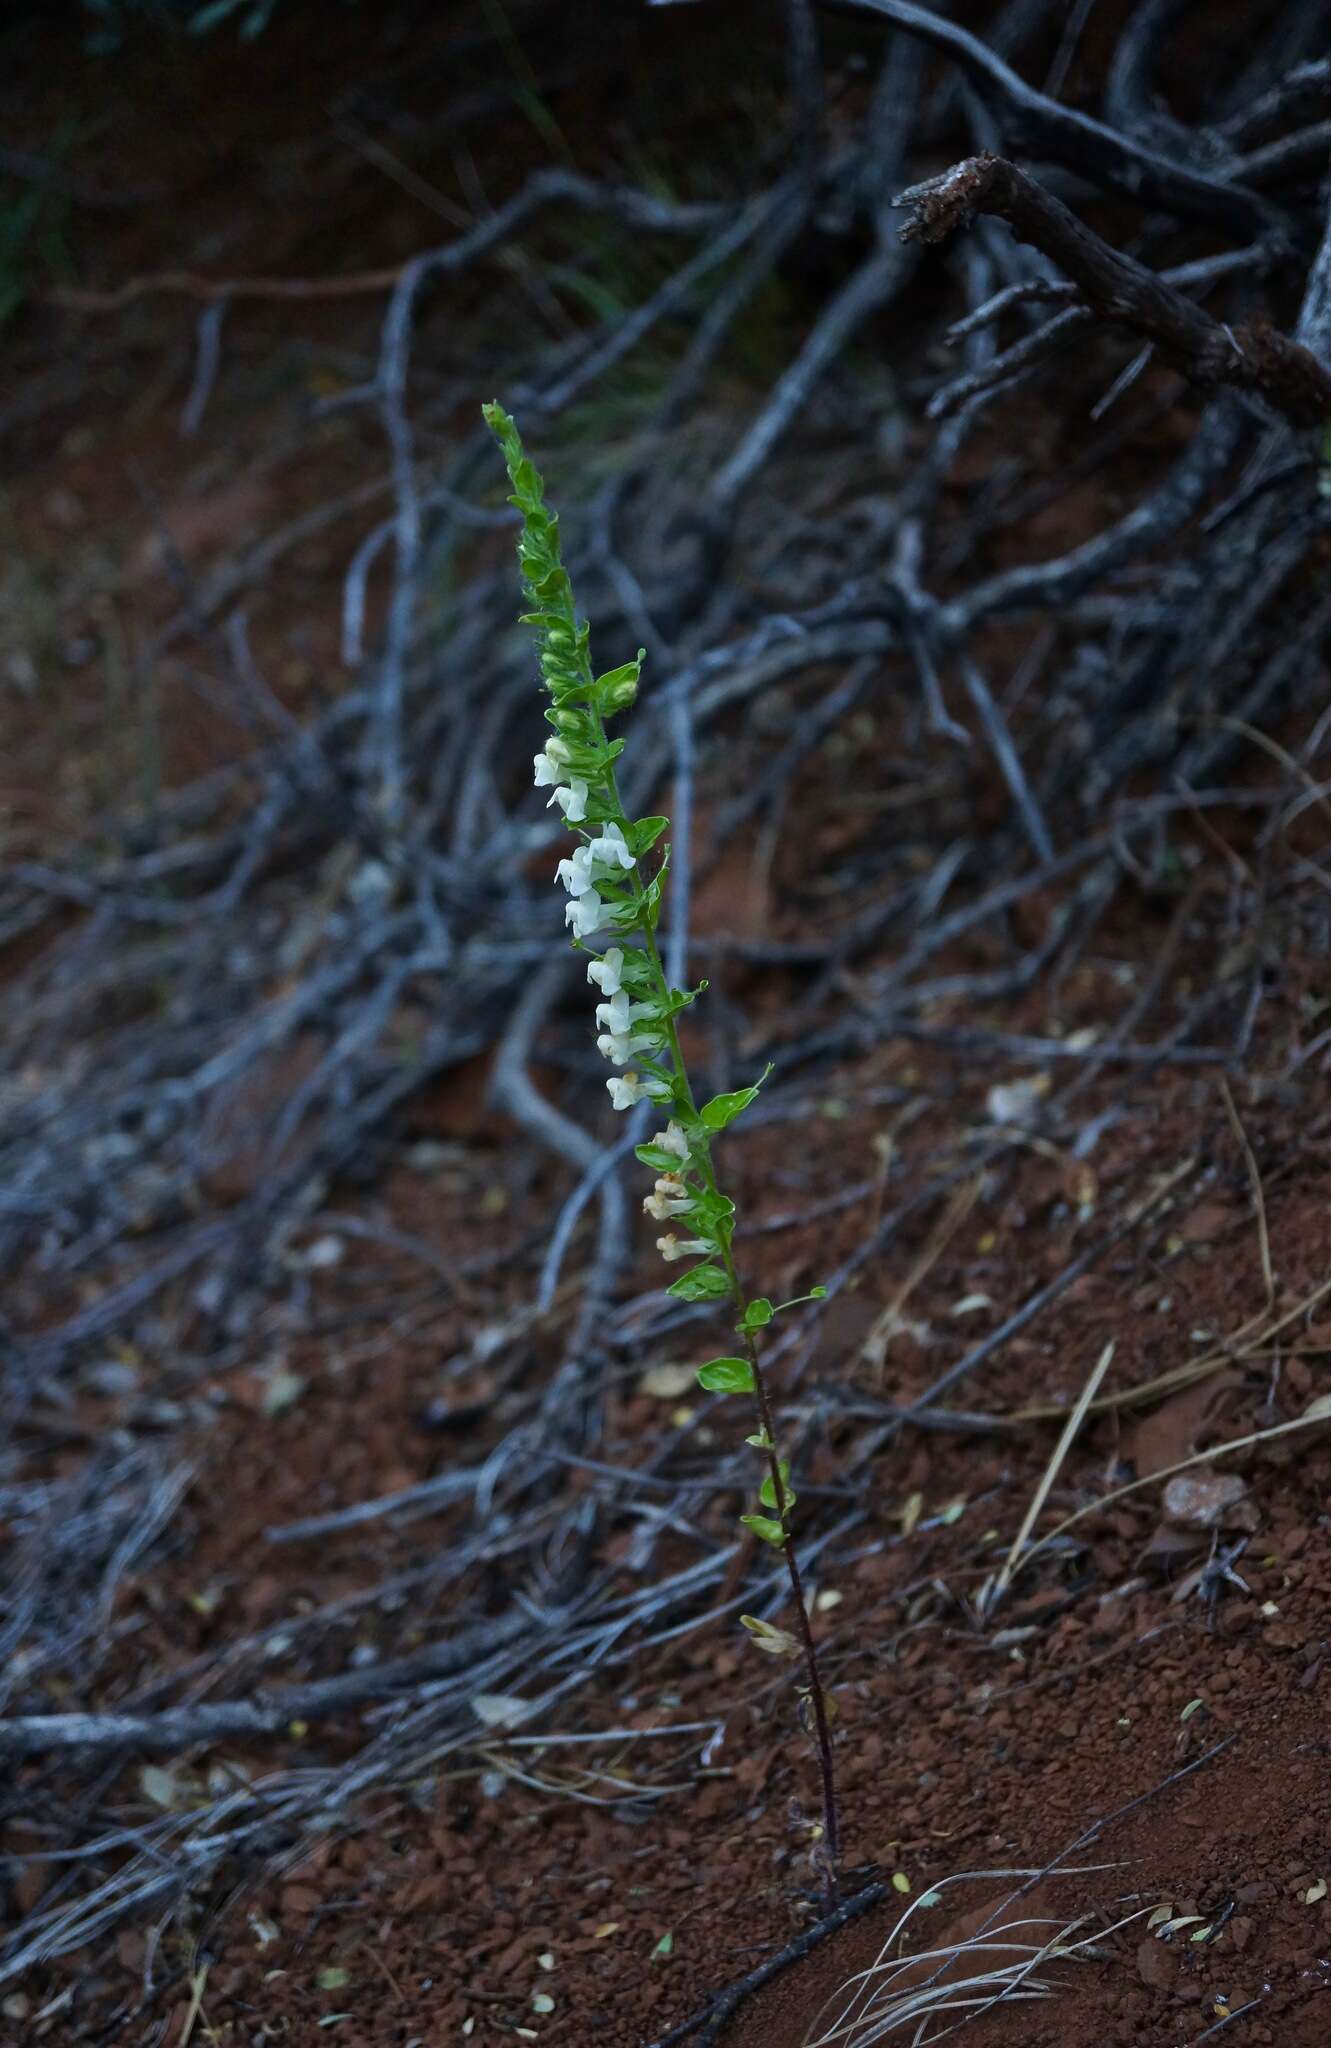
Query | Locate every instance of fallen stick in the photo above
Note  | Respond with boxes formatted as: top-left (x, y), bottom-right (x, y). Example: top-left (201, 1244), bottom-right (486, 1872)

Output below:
top-left (643, 1880), bottom-right (889, 2048)
top-left (0, 1613), bottom-right (527, 1761)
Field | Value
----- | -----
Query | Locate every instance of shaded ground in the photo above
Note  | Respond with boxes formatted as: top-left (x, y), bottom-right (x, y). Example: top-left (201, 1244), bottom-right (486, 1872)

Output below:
top-left (3, 4), bottom-right (1331, 2046)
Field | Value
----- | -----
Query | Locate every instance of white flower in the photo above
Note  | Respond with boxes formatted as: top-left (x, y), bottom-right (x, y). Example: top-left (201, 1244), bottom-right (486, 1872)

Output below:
top-left (565, 889), bottom-right (605, 937)
top-left (594, 991), bottom-right (656, 1037)
top-left (651, 1122), bottom-right (691, 1166)
top-left (606, 1071), bottom-right (670, 1111)
top-left (643, 1175), bottom-right (691, 1221)
top-left (587, 947), bottom-right (625, 996)
top-left (549, 779), bottom-right (588, 823)
top-left (555, 845), bottom-right (596, 896)
top-left (588, 823), bottom-right (635, 872)
top-left (656, 1233), bottom-right (713, 1262)
top-left (607, 1072), bottom-right (647, 1110)
top-left (532, 737), bottom-right (570, 788)
top-left (596, 1026), bottom-right (662, 1067)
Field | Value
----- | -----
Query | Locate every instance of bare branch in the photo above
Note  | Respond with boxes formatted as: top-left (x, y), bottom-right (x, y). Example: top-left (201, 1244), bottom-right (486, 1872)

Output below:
top-left (895, 153), bottom-right (1331, 429)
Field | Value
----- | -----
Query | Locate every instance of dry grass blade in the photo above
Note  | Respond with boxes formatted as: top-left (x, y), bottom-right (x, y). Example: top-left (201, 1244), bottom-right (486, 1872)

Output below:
top-left (803, 1869), bottom-right (1142, 2047)
top-left (981, 1338), bottom-right (1115, 1615)
top-left (1023, 1395), bottom-right (1331, 1566)
top-left (1010, 1271), bottom-right (1331, 1425)
top-left (1218, 1074), bottom-right (1275, 1313)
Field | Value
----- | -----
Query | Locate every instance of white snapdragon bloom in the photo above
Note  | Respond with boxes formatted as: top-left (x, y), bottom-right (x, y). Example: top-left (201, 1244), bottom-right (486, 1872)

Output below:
top-left (555, 845), bottom-right (596, 896)
top-left (650, 1121), bottom-right (691, 1167)
top-left (656, 1233), bottom-right (714, 1262)
top-left (587, 947), bottom-right (625, 996)
top-left (643, 1174), bottom-right (691, 1221)
top-left (606, 1071), bottom-right (670, 1111)
top-left (594, 991), bottom-right (656, 1038)
top-left (587, 823), bottom-right (636, 872)
top-left (532, 737), bottom-right (571, 788)
top-left (565, 889), bottom-right (605, 938)
top-left (597, 1030), bottom-right (663, 1067)
top-left (549, 779), bottom-right (588, 824)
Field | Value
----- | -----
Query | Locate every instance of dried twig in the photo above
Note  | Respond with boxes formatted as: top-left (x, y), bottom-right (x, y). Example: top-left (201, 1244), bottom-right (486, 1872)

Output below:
top-left (895, 154), bottom-right (1331, 429)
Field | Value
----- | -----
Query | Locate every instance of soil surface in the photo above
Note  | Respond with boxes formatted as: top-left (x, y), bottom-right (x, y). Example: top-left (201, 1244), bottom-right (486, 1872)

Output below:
top-left (2, 6), bottom-right (1330, 2048)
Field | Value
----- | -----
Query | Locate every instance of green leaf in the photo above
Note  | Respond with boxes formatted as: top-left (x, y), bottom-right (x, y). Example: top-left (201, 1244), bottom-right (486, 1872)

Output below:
top-left (759, 1461), bottom-right (796, 1512)
top-left (697, 1357), bottom-right (754, 1393)
top-left (666, 1265), bottom-right (730, 1302)
top-left (636, 1143), bottom-right (686, 1173)
top-left (630, 816), bottom-right (669, 856)
top-left (757, 1466), bottom-right (786, 1515)
top-left (741, 1298), bottom-right (773, 1330)
top-left (745, 1428), bottom-right (773, 1449)
top-left (699, 1066), bottom-right (772, 1132)
top-left (740, 1513), bottom-right (786, 1548)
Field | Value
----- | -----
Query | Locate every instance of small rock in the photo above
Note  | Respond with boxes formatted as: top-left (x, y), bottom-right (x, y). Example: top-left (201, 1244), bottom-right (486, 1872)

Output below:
top-left (1163, 1471), bottom-right (1249, 1529)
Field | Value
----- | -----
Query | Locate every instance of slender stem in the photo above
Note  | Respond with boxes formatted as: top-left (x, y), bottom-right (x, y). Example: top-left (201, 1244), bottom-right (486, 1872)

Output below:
top-left (728, 1267), bottom-right (842, 1884)
top-left (638, 913), bottom-right (841, 1891)
top-left (587, 679), bottom-right (840, 1886)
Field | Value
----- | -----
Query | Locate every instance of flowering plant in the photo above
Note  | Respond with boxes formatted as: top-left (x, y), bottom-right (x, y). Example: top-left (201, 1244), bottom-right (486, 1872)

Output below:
top-left (484, 403), bottom-right (841, 1885)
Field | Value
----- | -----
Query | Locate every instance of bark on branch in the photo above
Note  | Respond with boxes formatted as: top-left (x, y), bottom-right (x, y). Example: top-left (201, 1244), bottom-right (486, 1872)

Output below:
top-left (895, 153), bottom-right (1331, 431)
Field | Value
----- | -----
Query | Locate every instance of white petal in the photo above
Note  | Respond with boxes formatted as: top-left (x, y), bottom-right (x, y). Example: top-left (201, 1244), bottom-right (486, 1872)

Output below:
top-left (556, 846), bottom-right (595, 896)
top-left (589, 823), bottom-right (636, 871)
top-left (550, 779), bottom-right (588, 823)
top-left (595, 992), bottom-right (632, 1034)
top-left (587, 947), bottom-right (624, 996)
top-left (565, 889), bottom-right (604, 936)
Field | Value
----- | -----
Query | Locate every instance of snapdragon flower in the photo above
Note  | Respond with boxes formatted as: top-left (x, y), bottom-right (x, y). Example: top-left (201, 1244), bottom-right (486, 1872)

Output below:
top-left (532, 736), bottom-right (571, 788)
top-left (606, 1071), bottom-right (669, 1111)
top-left (556, 845), bottom-right (596, 896)
top-left (594, 991), bottom-right (657, 1039)
top-left (587, 823), bottom-right (635, 872)
top-left (597, 1029), bottom-right (661, 1066)
top-left (587, 947), bottom-right (626, 996)
top-left (656, 1232), bottom-right (714, 1262)
top-left (565, 889), bottom-right (606, 938)
top-left (549, 779), bottom-right (588, 824)
top-left (643, 1174), bottom-right (692, 1221)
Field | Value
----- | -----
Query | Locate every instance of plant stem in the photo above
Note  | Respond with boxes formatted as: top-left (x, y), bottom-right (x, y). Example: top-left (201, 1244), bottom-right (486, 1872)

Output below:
top-left (639, 917), bottom-right (842, 1893)
top-left (589, 733), bottom-right (841, 1891)
top-left (728, 1269), bottom-right (842, 1887)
